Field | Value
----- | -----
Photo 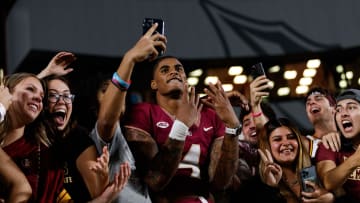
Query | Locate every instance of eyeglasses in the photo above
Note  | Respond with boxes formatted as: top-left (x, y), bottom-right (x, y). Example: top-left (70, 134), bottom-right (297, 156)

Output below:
top-left (48, 93), bottom-right (75, 104)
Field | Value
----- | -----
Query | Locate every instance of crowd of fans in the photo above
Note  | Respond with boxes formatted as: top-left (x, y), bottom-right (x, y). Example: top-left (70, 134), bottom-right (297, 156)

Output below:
top-left (1, 23), bottom-right (360, 203)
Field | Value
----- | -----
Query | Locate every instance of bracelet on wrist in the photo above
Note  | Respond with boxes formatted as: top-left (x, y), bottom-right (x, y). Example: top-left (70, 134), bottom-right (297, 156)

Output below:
top-left (111, 72), bottom-right (131, 91)
top-left (111, 78), bottom-right (127, 91)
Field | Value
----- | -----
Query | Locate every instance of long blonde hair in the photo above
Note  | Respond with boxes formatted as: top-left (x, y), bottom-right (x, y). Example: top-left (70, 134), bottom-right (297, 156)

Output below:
top-left (0, 73), bottom-right (51, 147)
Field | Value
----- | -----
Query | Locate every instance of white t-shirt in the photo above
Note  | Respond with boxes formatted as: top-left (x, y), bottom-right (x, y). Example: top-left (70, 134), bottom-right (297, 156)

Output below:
top-left (306, 135), bottom-right (322, 158)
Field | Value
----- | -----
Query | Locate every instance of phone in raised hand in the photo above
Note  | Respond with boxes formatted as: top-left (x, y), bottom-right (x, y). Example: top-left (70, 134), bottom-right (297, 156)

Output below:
top-left (250, 62), bottom-right (271, 92)
top-left (250, 62), bottom-right (266, 80)
top-left (142, 18), bottom-right (165, 56)
top-left (142, 18), bottom-right (165, 35)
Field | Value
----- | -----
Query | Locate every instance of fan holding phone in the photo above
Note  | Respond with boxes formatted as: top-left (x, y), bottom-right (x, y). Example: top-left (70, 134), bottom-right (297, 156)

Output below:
top-left (258, 118), bottom-right (335, 202)
top-left (250, 62), bottom-right (266, 80)
top-left (142, 18), bottom-right (165, 56)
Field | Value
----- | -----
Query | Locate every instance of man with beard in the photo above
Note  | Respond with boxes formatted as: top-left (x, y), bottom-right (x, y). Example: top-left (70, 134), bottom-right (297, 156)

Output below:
top-left (213, 106), bottom-right (262, 203)
top-left (222, 76), bottom-right (276, 203)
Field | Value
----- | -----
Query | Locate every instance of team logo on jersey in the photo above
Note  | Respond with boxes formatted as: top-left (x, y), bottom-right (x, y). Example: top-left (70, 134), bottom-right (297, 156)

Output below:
top-left (157, 121), bottom-right (170, 128)
top-left (343, 156), bottom-right (360, 181)
top-left (203, 126), bottom-right (213, 132)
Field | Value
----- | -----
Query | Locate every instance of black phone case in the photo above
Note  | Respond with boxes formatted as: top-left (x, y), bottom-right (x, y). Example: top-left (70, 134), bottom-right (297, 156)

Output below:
top-left (300, 166), bottom-right (318, 192)
top-left (142, 18), bottom-right (165, 55)
top-left (250, 62), bottom-right (266, 79)
top-left (142, 18), bottom-right (164, 35)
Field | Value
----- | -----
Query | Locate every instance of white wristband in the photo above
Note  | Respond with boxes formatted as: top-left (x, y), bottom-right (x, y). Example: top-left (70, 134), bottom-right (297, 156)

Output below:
top-left (169, 120), bottom-right (190, 141)
top-left (0, 103), bottom-right (6, 123)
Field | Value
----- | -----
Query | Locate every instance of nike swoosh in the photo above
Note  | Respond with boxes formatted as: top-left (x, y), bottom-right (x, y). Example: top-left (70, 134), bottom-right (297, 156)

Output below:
top-left (203, 126), bottom-right (213, 132)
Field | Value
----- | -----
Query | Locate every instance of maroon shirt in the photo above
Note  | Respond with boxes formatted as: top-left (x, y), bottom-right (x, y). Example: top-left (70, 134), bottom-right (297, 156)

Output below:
top-left (3, 135), bottom-right (63, 203)
top-left (316, 143), bottom-right (360, 202)
top-left (125, 102), bottom-right (225, 198)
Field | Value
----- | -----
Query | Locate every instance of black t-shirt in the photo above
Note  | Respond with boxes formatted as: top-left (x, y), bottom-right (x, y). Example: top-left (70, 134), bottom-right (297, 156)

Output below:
top-left (230, 175), bottom-right (286, 203)
top-left (61, 125), bottom-right (94, 202)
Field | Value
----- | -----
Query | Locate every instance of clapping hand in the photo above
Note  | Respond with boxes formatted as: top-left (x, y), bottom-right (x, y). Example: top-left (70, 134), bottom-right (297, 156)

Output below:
top-left (90, 146), bottom-right (110, 182)
top-left (89, 162), bottom-right (131, 203)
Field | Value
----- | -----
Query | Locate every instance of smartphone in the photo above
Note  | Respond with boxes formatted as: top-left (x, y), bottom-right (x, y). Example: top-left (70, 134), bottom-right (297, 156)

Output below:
top-left (142, 18), bottom-right (165, 55)
top-left (250, 62), bottom-right (266, 80)
top-left (142, 18), bottom-right (165, 35)
top-left (250, 62), bottom-right (271, 92)
top-left (299, 166), bottom-right (319, 192)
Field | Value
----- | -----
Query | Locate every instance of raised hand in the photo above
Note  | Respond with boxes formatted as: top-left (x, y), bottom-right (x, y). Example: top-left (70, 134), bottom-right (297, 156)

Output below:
top-left (175, 85), bottom-right (199, 127)
top-left (258, 148), bottom-right (282, 187)
top-left (37, 51), bottom-right (76, 78)
top-left (202, 81), bottom-right (240, 128)
top-left (226, 90), bottom-right (250, 112)
top-left (249, 75), bottom-right (271, 108)
top-left (126, 23), bottom-right (167, 63)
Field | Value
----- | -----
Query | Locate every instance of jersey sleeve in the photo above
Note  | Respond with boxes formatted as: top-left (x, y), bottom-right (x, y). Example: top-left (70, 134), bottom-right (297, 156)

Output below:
top-left (315, 143), bottom-right (337, 163)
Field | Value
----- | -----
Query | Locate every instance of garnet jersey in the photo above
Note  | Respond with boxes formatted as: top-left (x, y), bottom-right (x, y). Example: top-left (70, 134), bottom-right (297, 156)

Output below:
top-left (3, 135), bottom-right (63, 203)
top-left (124, 102), bottom-right (225, 179)
top-left (316, 143), bottom-right (360, 202)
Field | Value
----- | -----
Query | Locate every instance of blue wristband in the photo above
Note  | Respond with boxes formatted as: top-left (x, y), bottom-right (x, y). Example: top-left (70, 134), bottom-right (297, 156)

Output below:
top-left (112, 72), bottom-right (131, 90)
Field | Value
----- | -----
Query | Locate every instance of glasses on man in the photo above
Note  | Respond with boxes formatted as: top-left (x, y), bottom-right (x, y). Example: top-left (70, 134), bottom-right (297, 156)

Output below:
top-left (48, 93), bottom-right (75, 104)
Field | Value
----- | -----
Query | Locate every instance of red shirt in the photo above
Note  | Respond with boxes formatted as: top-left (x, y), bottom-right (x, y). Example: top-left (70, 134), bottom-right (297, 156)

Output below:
top-left (125, 103), bottom-right (225, 199)
top-left (316, 143), bottom-right (360, 202)
top-left (3, 135), bottom-right (63, 203)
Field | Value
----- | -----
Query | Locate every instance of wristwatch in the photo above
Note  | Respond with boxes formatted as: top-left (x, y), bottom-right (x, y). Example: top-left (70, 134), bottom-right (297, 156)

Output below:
top-left (225, 124), bottom-right (242, 136)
